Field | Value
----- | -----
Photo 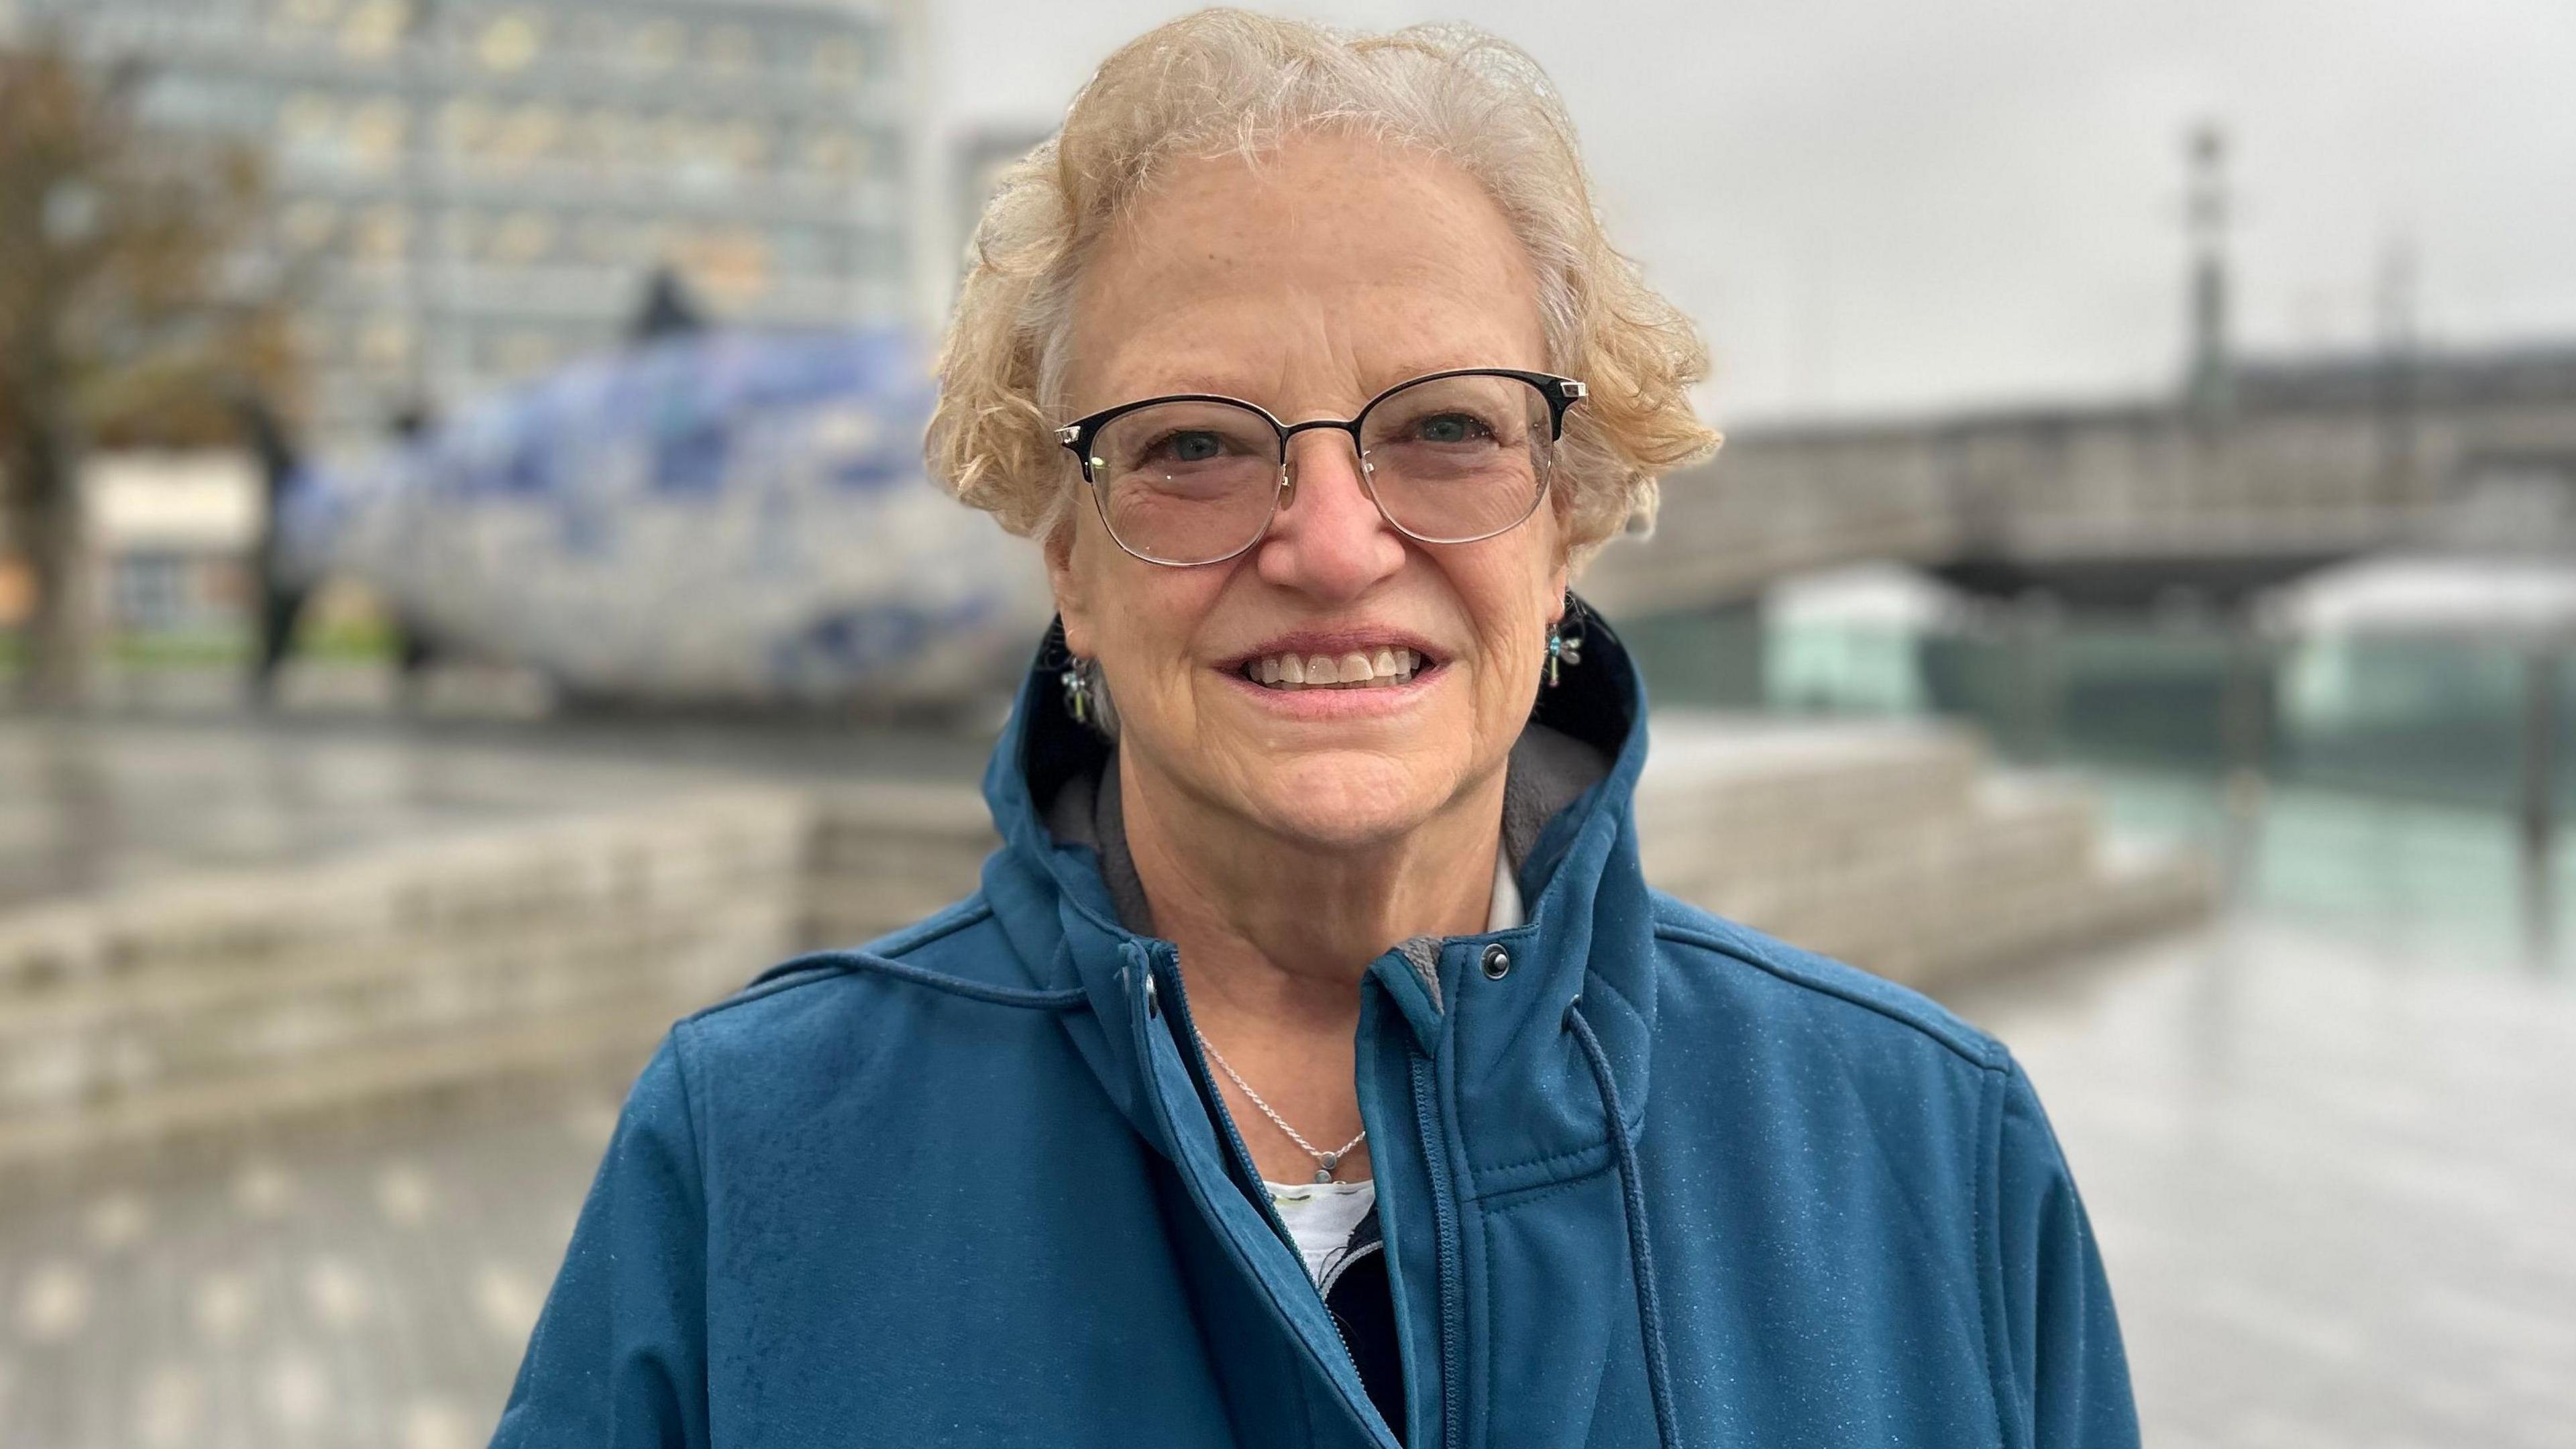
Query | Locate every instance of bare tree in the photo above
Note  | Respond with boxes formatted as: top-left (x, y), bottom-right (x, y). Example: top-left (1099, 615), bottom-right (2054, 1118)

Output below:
top-left (0, 37), bottom-right (299, 707)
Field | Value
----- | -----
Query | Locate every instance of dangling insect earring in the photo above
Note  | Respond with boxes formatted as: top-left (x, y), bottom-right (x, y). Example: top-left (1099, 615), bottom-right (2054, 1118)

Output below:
top-left (1544, 610), bottom-right (1584, 688)
top-left (1061, 657), bottom-right (1095, 724)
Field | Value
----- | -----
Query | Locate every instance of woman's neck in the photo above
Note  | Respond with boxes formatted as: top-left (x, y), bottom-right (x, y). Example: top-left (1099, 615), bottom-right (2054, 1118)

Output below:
top-left (1119, 749), bottom-right (1503, 1004)
top-left (1117, 747), bottom-right (1505, 1183)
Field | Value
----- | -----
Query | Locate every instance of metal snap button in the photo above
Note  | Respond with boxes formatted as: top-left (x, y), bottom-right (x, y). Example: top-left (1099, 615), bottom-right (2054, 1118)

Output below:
top-left (1481, 943), bottom-right (1512, 980)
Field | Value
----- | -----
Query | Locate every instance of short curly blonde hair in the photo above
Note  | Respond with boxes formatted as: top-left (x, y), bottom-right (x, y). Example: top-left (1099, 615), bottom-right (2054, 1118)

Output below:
top-left (926, 7), bottom-right (1719, 571)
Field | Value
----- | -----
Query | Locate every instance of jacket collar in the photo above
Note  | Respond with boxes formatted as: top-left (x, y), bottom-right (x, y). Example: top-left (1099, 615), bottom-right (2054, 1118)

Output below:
top-left (974, 598), bottom-right (1659, 1177)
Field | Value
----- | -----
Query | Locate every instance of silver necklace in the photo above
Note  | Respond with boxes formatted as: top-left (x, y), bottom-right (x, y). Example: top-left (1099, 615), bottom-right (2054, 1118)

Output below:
top-left (1196, 1032), bottom-right (1365, 1183)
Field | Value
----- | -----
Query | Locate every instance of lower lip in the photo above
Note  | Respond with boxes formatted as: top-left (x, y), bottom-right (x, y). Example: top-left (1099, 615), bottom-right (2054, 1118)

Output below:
top-left (1218, 661), bottom-right (1444, 716)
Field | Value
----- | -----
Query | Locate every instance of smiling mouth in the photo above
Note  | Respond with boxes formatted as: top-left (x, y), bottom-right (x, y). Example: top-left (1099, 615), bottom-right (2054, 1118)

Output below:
top-left (1239, 647), bottom-right (1428, 692)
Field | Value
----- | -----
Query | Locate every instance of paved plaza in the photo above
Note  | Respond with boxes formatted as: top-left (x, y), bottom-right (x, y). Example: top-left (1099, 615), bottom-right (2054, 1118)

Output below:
top-left (1954, 920), bottom-right (2576, 1448)
top-left (0, 689), bottom-right (992, 913)
top-left (0, 908), bottom-right (2569, 1447)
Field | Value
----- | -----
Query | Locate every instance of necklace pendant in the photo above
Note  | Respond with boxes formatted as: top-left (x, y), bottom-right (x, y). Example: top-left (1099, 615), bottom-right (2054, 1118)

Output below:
top-left (1314, 1154), bottom-right (1338, 1183)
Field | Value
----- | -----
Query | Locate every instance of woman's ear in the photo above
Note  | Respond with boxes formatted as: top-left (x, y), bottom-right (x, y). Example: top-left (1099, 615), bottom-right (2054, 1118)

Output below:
top-left (1542, 502), bottom-right (1572, 621)
top-left (1043, 513), bottom-right (1097, 657)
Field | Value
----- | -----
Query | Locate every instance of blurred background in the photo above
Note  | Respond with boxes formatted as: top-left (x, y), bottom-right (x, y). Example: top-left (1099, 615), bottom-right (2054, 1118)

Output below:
top-left (2, 1), bottom-right (2571, 1446)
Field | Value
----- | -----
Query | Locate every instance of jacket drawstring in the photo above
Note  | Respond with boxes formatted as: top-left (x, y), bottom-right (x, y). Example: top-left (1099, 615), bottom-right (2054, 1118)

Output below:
top-left (1566, 998), bottom-right (1681, 1449)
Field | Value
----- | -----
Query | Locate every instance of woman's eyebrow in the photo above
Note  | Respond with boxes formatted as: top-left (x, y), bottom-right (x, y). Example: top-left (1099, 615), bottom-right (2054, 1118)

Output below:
top-left (1087, 373), bottom-right (1273, 409)
top-left (1124, 363), bottom-right (1512, 410)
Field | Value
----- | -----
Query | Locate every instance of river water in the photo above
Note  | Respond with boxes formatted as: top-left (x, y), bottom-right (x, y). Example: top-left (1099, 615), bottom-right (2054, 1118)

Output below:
top-left (1618, 605), bottom-right (2576, 975)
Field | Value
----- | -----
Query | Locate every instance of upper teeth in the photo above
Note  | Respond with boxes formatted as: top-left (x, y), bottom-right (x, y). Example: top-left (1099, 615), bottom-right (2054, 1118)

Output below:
top-left (1246, 647), bottom-right (1423, 690)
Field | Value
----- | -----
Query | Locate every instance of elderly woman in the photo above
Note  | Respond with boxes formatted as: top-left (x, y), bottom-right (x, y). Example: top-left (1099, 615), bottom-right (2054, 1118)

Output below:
top-left (494, 13), bottom-right (2135, 1449)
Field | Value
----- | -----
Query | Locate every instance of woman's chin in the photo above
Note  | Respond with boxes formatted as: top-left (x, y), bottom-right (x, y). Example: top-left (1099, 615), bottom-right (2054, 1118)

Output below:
top-left (1230, 752), bottom-right (1456, 853)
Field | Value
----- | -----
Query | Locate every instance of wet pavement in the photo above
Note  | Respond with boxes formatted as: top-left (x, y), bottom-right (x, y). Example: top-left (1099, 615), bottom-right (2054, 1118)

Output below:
top-left (1951, 919), bottom-right (2576, 1449)
top-left (0, 1076), bottom-right (624, 1449)
top-left (0, 695), bottom-right (992, 912)
top-left (0, 909), bottom-right (2567, 1448)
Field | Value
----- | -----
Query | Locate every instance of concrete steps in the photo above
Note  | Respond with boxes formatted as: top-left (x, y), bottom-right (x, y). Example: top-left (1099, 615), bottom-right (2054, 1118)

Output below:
top-left (798, 780), bottom-right (1005, 948)
top-left (0, 788), bottom-right (820, 1183)
top-left (0, 716), bottom-right (2209, 1179)
top-left (0, 989), bottom-right (676, 1192)
top-left (1641, 712), bottom-right (2212, 987)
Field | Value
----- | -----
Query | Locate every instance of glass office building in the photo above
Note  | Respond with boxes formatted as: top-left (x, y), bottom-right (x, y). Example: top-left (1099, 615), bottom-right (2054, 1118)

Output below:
top-left (3, 0), bottom-right (920, 451)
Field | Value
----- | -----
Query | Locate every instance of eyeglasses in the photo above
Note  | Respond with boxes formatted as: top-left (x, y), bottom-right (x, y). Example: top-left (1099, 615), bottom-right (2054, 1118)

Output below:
top-left (1055, 368), bottom-right (1587, 567)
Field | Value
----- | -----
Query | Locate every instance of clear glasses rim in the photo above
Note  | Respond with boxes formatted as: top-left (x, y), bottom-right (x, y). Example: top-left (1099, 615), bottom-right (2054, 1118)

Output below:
top-left (1053, 366), bottom-right (1588, 568)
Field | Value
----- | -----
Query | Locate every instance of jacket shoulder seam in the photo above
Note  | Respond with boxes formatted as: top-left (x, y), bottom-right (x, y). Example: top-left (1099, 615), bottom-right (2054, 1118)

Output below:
top-left (1652, 920), bottom-right (2008, 1073)
top-left (1975, 1061), bottom-right (2024, 1448)
top-left (686, 896), bottom-right (998, 1022)
top-left (667, 1021), bottom-right (712, 1210)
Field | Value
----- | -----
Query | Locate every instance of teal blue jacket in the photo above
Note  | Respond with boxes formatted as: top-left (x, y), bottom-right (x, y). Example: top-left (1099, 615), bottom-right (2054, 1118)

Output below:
top-left (493, 612), bottom-right (2137, 1448)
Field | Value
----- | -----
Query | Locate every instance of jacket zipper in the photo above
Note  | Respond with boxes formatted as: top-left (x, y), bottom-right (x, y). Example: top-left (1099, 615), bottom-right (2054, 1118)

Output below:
top-left (1153, 946), bottom-right (1389, 1442)
top-left (1318, 1239), bottom-right (1385, 1394)
top-left (1156, 947), bottom-right (1305, 1249)
top-left (1412, 1050), bottom-right (1466, 1449)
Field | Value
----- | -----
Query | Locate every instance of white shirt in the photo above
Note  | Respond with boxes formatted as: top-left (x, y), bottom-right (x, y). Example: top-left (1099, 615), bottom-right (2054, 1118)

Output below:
top-left (1266, 845), bottom-right (1523, 1282)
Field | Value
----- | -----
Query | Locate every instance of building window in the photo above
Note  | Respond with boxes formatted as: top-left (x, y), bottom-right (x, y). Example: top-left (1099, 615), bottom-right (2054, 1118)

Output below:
top-left (270, 0), bottom-right (340, 37)
top-left (662, 115), bottom-right (739, 188)
top-left (496, 328), bottom-right (555, 376)
top-left (631, 19), bottom-right (682, 74)
top-left (290, 315), bottom-right (335, 368)
top-left (676, 228), bottom-right (769, 307)
top-left (801, 129), bottom-right (853, 178)
top-left (633, 219), bottom-right (678, 263)
top-left (347, 97), bottom-right (407, 174)
top-left (279, 199), bottom-right (341, 254)
top-left (477, 11), bottom-right (541, 73)
top-left (442, 95), bottom-right (493, 159)
top-left (492, 102), bottom-right (562, 168)
top-left (353, 205), bottom-right (410, 266)
top-left (339, 0), bottom-right (406, 59)
top-left (722, 119), bottom-right (768, 173)
top-left (276, 89), bottom-right (338, 162)
top-left (704, 24), bottom-right (757, 78)
top-left (489, 210), bottom-right (557, 266)
top-left (566, 107), bottom-right (629, 167)
top-left (770, 225), bottom-right (838, 277)
top-left (812, 36), bottom-right (864, 85)
top-left (359, 313), bottom-right (413, 370)
top-left (574, 215), bottom-right (627, 265)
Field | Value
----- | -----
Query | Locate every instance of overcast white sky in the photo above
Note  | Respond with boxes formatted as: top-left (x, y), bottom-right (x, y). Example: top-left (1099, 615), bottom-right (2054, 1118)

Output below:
top-left (924, 0), bottom-right (2576, 423)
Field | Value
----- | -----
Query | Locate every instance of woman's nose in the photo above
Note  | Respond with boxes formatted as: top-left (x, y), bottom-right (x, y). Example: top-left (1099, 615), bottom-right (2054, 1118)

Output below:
top-left (1254, 430), bottom-right (1407, 600)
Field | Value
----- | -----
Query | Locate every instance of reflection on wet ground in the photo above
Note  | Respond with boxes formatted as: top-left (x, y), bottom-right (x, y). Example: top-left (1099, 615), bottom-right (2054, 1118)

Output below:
top-left (2090, 766), bottom-right (2576, 977)
top-left (1952, 918), bottom-right (2576, 1448)
top-left (0, 1071), bottom-right (625, 1449)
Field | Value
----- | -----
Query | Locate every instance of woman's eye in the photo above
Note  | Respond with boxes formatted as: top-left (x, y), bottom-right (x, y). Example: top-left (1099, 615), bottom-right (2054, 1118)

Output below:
top-left (1414, 413), bottom-right (1495, 444)
top-left (1140, 430), bottom-right (1228, 464)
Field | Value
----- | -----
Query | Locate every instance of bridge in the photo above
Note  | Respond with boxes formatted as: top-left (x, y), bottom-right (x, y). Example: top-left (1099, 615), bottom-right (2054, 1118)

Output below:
top-left (1584, 344), bottom-right (2576, 619)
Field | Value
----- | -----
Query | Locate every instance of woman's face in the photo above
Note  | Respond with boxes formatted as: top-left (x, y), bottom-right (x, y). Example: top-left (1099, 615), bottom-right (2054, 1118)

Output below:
top-left (1050, 132), bottom-right (1568, 854)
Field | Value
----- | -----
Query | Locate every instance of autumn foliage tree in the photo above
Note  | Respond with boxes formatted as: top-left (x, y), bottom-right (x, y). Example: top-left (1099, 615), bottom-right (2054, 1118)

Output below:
top-left (0, 37), bottom-right (300, 706)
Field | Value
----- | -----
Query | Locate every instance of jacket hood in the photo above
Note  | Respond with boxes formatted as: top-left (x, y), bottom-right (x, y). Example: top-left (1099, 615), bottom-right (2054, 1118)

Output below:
top-left (972, 596), bottom-right (1662, 1181)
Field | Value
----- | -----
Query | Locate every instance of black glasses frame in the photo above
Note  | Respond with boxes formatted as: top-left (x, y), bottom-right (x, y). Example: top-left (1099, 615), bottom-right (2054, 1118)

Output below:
top-left (1054, 367), bottom-right (1588, 566)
